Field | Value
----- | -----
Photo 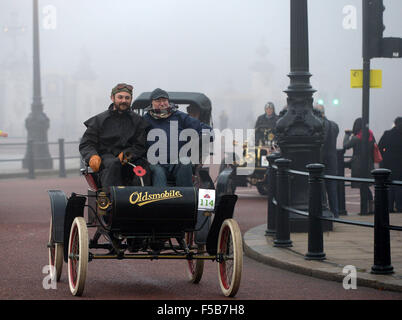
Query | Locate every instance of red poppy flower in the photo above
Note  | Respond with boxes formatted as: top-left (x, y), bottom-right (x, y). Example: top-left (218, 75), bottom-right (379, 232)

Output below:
top-left (133, 165), bottom-right (146, 177)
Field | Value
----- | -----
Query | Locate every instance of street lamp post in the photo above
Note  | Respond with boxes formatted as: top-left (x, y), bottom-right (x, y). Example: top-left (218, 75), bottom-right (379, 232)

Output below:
top-left (275, 0), bottom-right (332, 232)
top-left (23, 0), bottom-right (52, 169)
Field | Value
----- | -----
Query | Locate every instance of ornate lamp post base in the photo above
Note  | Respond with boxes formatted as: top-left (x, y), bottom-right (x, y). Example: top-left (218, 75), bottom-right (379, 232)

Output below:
top-left (23, 110), bottom-right (53, 169)
top-left (275, 0), bottom-right (332, 232)
top-left (279, 138), bottom-right (333, 233)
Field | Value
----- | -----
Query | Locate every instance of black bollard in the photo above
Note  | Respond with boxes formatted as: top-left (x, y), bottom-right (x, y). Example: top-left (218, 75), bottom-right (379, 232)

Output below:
top-left (58, 138), bottom-right (66, 178)
top-left (27, 139), bottom-right (35, 179)
top-left (274, 158), bottom-right (292, 247)
top-left (371, 169), bottom-right (394, 274)
top-left (265, 153), bottom-right (281, 236)
top-left (336, 149), bottom-right (347, 216)
top-left (305, 164), bottom-right (326, 260)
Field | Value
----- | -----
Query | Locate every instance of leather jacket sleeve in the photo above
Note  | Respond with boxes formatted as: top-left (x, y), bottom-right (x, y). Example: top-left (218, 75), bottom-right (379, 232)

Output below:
top-left (123, 117), bottom-right (150, 160)
top-left (343, 133), bottom-right (358, 150)
top-left (79, 116), bottom-right (100, 164)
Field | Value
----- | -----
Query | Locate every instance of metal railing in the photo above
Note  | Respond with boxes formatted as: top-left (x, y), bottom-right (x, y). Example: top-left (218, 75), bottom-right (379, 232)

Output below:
top-left (0, 139), bottom-right (81, 179)
top-left (265, 154), bottom-right (402, 275)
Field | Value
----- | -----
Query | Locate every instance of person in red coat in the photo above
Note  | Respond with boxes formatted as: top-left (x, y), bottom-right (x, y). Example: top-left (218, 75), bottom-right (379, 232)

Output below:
top-left (343, 118), bottom-right (376, 213)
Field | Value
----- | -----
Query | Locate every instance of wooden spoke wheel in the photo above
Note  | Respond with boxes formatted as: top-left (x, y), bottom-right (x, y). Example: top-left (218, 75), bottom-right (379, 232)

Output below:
top-left (185, 232), bottom-right (204, 284)
top-left (48, 218), bottom-right (64, 282)
top-left (217, 219), bottom-right (243, 297)
top-left (68, 217), bottom-right (88, 296)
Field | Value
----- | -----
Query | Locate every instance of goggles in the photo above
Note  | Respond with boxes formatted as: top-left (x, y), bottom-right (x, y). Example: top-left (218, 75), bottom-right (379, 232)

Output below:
top-left (111, 83), bottom-right (133, 96)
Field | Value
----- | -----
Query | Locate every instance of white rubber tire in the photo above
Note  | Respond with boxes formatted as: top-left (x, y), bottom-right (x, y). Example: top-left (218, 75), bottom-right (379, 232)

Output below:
top-left (67, 217), bottom-right (88, 296)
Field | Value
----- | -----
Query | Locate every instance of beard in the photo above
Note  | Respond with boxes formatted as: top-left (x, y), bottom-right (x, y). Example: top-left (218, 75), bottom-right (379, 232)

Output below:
top-left (115, 102), bottom-right (130, 113)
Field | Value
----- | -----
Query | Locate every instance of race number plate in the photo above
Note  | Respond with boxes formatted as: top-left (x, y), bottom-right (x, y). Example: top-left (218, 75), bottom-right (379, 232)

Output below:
top-left (261, 156), bottom-right (269, 167)
top-left (198, 189), bottom-right (216, 211)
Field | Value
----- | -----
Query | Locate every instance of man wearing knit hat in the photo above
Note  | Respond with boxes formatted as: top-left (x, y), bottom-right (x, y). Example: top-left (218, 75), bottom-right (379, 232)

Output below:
top-left (144, 88), bottom-right (212, 187)
top-left (79, 83), bottom-right (150, 187)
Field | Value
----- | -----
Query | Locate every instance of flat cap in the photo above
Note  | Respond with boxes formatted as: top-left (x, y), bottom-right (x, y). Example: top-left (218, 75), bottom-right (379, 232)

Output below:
top-left (150, 88), bottom-right (169, 101)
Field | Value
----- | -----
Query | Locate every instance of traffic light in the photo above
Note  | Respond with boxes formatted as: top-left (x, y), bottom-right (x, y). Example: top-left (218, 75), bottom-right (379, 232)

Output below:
top-left (363, 0), bottom-right (385, 58)
top-left (317, 99), bottom-right (324, 105)
top-left (332, 98), bottom-right (340, 106)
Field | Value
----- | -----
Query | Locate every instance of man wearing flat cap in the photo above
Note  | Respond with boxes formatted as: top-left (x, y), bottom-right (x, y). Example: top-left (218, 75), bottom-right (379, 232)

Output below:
top-left (79, 83), bottom-right (150, 187)
top-left (144, 88), bottom-right (211, 187)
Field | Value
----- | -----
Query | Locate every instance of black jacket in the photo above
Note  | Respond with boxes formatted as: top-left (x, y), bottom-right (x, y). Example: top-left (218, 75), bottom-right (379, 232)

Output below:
top-left (255, 113), bottom-right (279, 131)
top-left (343, 131), bottom-right (375, 187)
top-left (79, 105), bottom-right (149, 163)
top-left (321, 118), bottom-right (339, 174)
top-left (255, 113), bottom-right (279, 143)
top-left (378, 126), bottom-right (402, 179)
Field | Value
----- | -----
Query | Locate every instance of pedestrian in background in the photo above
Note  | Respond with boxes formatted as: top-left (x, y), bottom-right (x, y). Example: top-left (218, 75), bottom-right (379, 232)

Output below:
top-left (0, 130), bottom-right (8, 137)
top-left (343, 117), bottom-right (375, 213)
top-left (378, 117), bottom-right (402, 212)
top-left (255, 102), bottom-right (279, 145)
top-left (314, 104), bottom-right (340, 217)
top-left (219, 110), bottom-right (228, 131)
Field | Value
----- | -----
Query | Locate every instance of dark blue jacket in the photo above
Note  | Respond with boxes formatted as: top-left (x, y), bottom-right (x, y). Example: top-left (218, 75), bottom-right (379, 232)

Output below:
top-left (143, 110), bottom-right (212, 164)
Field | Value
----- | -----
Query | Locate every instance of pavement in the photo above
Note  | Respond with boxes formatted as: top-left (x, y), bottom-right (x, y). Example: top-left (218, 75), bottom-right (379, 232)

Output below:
top-left (243, 212), bottom-right (402, 293)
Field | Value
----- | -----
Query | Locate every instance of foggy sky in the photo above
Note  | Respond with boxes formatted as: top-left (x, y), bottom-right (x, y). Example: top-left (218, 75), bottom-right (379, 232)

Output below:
top-left (0, 0), bottom-right (401, 143)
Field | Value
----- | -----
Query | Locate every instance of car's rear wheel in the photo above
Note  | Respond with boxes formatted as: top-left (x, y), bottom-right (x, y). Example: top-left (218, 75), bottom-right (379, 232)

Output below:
top-left (68, 217), bottom-right (88, 296)
top-left (48, 218), bottom-right (63, 282)
top-left (185, 232), bottom-right (204, 284)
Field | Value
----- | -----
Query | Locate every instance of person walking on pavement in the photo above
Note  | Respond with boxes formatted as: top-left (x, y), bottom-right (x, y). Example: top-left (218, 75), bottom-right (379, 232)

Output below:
top-left (378, 117), bottom-right (402, 212)
top-left (79, 83), bottom-right (150, 188)
top-left (314, 104), bottom-right (340, 217)
top-left (343, 117), bottom-right (376, 213)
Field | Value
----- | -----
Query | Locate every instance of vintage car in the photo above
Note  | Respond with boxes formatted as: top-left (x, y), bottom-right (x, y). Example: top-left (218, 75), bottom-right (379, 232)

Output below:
top-left (47, 92), bottom-right (243, 298)
top-left (220, 128), bottom-right (279, 195)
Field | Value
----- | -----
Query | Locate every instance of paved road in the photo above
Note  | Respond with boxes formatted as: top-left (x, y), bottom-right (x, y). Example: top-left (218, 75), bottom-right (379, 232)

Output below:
top-left (1, 175), bottom-right (402, 300)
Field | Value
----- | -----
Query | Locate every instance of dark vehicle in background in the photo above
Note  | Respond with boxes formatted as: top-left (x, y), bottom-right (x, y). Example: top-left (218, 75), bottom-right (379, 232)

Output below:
top-left (220, 128), bottom-right (279, 195)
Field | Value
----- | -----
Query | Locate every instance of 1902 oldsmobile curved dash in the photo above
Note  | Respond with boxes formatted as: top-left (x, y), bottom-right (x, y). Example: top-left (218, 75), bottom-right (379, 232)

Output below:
top-left (47, 92), bottom-right (243, 297)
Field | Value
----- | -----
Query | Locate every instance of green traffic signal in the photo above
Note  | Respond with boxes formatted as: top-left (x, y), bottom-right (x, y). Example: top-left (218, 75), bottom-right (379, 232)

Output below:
top-left (332, 99), bottom-right (340, 106)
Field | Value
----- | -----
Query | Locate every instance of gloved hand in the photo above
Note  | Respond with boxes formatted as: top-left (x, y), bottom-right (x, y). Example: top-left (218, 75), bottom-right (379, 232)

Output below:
top-left (89, 155), bottom-right (101, 172)
top-left (118, 151), bottom-right (132, 164)
top-left (118, 152), bottom-right (125, 164)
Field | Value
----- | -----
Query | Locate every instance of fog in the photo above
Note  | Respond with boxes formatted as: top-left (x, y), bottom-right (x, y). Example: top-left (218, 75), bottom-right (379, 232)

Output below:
top-left (0, 0), bottom-right (401, 145)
